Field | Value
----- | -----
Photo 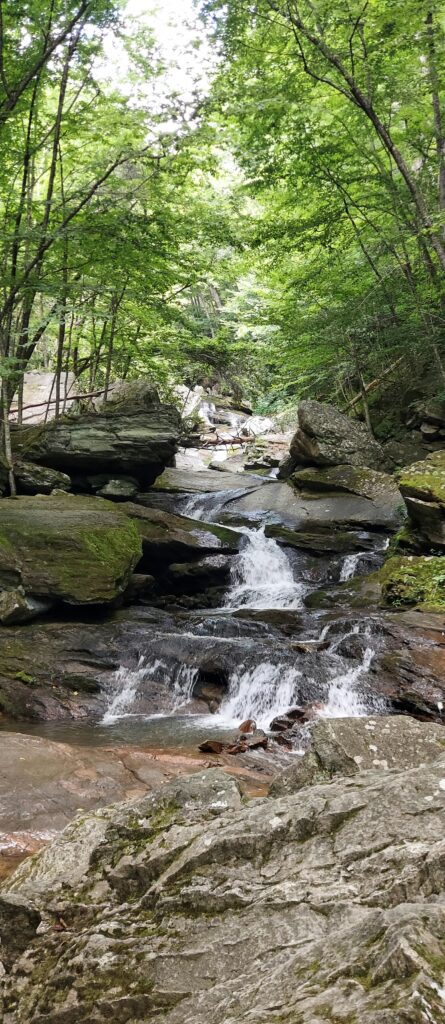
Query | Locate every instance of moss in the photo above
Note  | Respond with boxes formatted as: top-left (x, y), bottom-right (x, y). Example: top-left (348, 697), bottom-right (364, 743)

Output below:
top-left (14, 671), bottom-right (34, 684)
top-left (379, 554), bottom-right (445, 611)
top-left (397, 451), bottom-right (445, 505)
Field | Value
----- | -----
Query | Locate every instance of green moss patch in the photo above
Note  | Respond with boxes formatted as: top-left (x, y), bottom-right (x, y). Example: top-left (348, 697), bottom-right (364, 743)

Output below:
top-left (380, 555), bottom-right (445, 611)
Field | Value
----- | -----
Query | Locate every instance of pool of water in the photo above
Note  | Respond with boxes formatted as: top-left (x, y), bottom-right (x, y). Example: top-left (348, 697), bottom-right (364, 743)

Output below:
top-left (0, 714), bottom-right (239, 751)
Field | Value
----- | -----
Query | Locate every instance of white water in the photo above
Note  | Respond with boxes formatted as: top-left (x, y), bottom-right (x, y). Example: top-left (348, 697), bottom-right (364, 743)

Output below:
top-left (226, 527), bottom-right (305, 610)
top-left (320, 647), bottom-right (375, 718)
top-left (218, 663), bottom-right (303, 731)
top-left (102, 657), bottom-right (154, 724)
top-left (340, 551), bottom-right (363, 582)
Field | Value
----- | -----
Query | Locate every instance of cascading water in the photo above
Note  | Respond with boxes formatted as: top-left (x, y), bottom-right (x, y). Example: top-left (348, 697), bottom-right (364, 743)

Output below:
top-left (320, 646), bottom-right (376, 718)
top-left (218, 663), bottom-right (303, 730)
top-left (225, 527), bottom-right (305, 610)
top-left (340, 552), bottom-right (363, 582)
top-left (102, 657), bottom-right (153, 724)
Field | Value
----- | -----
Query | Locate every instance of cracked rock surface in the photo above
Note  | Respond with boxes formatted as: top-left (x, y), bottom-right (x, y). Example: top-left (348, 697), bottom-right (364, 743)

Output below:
top-left (2, 752), bottom-right (445, 1023)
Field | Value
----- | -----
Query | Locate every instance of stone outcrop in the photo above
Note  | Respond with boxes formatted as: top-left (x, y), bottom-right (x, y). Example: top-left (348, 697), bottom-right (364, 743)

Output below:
top-left (3, 751), bottom-right (445, 1023)
top-left (280, 399), bottom-right (388, 476)
top-left (270, 715), bottom-right (445, 794)
top-left (13, 381), bottom-right (180, 487)
top-left (397, 449), bottom-right (445, 548)
top-left (379, 554), bottom-right (445, 611)
top-left (124, 504), bottom-right (241, 569)
top-left (222, 478), bottom-right (404, 530)
top-left (0, 493), bottom-right (142, 606)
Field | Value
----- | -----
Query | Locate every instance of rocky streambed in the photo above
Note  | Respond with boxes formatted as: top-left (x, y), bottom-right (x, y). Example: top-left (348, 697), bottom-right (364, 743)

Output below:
top-left (1, 387), bottom-right (445, 1019)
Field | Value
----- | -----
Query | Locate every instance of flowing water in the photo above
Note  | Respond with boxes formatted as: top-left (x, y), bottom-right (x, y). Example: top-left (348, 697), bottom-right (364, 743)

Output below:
top-left (99, 504), bottom-right (384, 741)
top-left (225, 527), bottom-right (305, 610)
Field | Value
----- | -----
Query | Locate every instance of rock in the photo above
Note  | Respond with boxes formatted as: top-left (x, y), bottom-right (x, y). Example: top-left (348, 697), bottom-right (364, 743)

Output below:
top-left (291, 462), bottom-right (401, 503)
top-left (265, 523), bottom-right (375, 553)
top-left (151, 467), bottom-right (265, 494)
top-left (223, 479), bottom-right (403, 530)
top-left (96, 476), bottom-right (138, 500)
top-left (398, 450), bottom-right (445, 547)
top-left (198, 739), bottom-right (226, 753)
top-left (123, 504), bottom-right (241, 568)
top-left (13, 381), bottom-right (180, 487)
top-left (0, 493), bottom-right (142, 606)
top-left (239, 718), bottom-right (256, 734)
top-left (382, 436), bottom-right (427, 469)
top-left (167, 555), bottom-right (232, 590)
top-left (270, 715), bottom-right (445, 794)
top-left (379, 554), bottom-right (445, 611)
top-left (279, 399), bottom-right (388, 475)
top-left (13, 460), bottom-right (71, 495)
top-left (0, 588), bottom-right (51, 625)
top-left (4, 762), bottom-right (445, 1022)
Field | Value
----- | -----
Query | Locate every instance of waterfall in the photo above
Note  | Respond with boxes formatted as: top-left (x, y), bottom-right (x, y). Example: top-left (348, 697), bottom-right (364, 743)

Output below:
top-left (340, 552), bottom-right (363, 582)
top-left (102, 658), bottom-right (151, 724)
top-left (218, 663), bottom-right (303, 731)
top-left (320, 647), bottom-right (375, 718)
top-left (226, 527), bottom-right (305, 610)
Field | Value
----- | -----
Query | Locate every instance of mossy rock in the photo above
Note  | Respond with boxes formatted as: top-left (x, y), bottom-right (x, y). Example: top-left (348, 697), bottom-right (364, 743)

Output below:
top-left (397, 450), bottom-right (445, 506)
top-left (379, 554), bottom-right (445, 611)
top-left (0, 493), bottom-right (142, 605)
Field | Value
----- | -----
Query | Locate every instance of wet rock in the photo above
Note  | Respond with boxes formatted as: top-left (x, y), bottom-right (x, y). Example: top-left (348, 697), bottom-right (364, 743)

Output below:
top-left (4, 763), bottom-right (445, 1022)
top-left (265, 523), bottom-right (375, 553)
top-left (224, 479), bottom-right (403, 530)
top-left (291, 462), bottom-right (401, 503)
top-left (151, 467), bottom-right (265, 494)
top-left (239, 718), bottom-right (256, 734)
top-left (270, 715), bottom-right (445, 795)
top-left (279, 399), bottom-right (388, 476)
top-left (0, 493), bottom-right (142, 607)
top-left (13, 381), bottom-right (180, 487)
top-left (167, 555), bottom-right (232, 590)
top-left (198, 739), bottom-right (226, 753)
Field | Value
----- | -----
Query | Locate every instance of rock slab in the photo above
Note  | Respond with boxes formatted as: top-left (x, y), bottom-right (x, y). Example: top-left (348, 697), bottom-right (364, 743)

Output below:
top-left (3, 753), bottom-right (445, 1022)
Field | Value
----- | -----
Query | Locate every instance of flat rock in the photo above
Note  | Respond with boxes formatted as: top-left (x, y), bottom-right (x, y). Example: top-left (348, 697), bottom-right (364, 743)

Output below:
top-left (270, 715), bottom-right (445, 794)
top-left (124, 504), bottom-right (241, 567)
top-left (152, 467), bottom-right (266, 493)
top-left (3, 761), bottom-right (445, 1022)
top-left (224, 480), bottom-right (403, 529)
top-left (0, 494), bottom-right (142, 605)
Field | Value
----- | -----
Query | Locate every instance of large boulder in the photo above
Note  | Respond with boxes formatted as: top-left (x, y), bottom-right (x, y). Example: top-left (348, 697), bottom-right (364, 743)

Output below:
top-left (0, 493), bottom-right (142, 606)
top-left (398, 449), bottom-right (445, 547)
top-left (280, 399), bottom-right (388, 475)
top-left (222, 479), bottom-right (404, 530)
top-left (13, 381), bottom-right (180, 487)
top-left (3, 760), bottom-right (445, 1022)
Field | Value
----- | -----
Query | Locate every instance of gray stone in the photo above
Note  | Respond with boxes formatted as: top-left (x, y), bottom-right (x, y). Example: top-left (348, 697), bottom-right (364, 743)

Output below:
top-left (14, 460), bottom-right (70, 495)
top-left (13, 381), bottom-right (180, 487)
top-left (270, 715), bottom-right (445, 794)
top-left (280, 399), bottom-right (388, 475)
top-left (0, 588), bottom-right (51, 625)
top-left (152, 467), bottom-right (266, 493)
top-left (3, 760), bottom-right (445, 1022)
top-left (96, 476), bottom-right (138, 500)
top-left (224, 479), bottom-right (404, 529)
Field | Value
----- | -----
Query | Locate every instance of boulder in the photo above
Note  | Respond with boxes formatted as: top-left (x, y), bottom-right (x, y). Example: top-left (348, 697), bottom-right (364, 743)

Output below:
top-left (3, 761), bottom-right (445, 1022)
top-left (270, 715), bottom-right (445, 794)
top-left (152, 467), bottom-right (264, 494)
top-left (222, 479), bottom-right (404, 530)
top-left (0, 493), bottom-right (142, 606)
top-left (0, 588), bottom-right (51, 625)
top-left (13, 460), bottom-right (70, 495)
top-left (123, 504), bottom-right (241, 569)
top-left (96, 476), bottom-right (138, 500)
top-left (291, 462), bottom-right (401, 503)
top-left (13, 381), bottom-right (180, 487)
top-left (379, 554), bottom-right (445, 611)
top-left (280, 399), bottom-right (388, 475)
top-left (398, 449), bottom-right (445, 547)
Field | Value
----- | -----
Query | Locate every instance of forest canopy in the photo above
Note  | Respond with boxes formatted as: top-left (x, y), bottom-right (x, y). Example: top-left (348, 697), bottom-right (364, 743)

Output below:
top-left (1, 0), bottom-right (445, 433)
